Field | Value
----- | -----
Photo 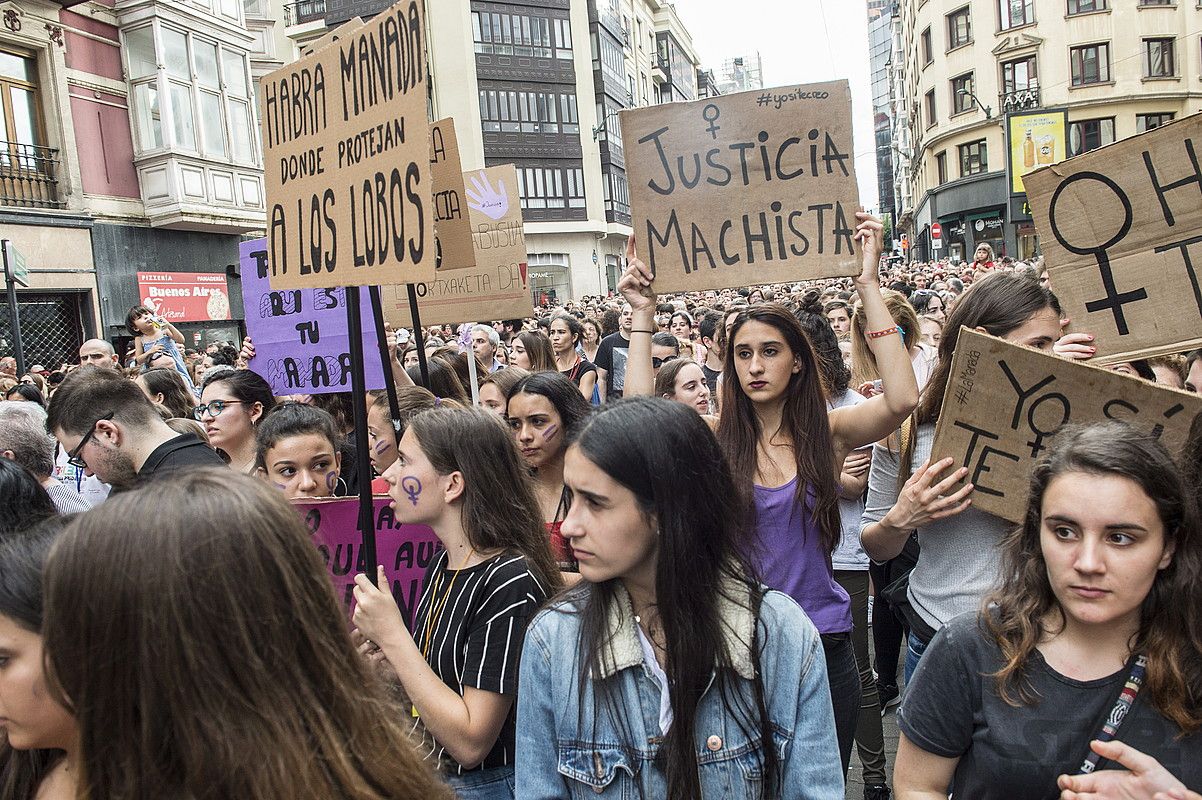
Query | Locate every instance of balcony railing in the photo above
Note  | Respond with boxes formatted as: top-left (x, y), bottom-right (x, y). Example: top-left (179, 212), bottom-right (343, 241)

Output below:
top-left (284, 0), bottom-right (326, 26)
top-left (0, 142), bottom-right (64, 210)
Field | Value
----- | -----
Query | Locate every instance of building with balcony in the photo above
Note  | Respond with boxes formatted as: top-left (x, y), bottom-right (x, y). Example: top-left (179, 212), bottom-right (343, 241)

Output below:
top-left (277, 0), bottom-right (701, 303)
top-left (0, 0), bottom-right (267, 369)
top-left (714, 52), bottom-right (762, 95)
top-left (897, 0), bottom-right (1202, 264)
top-left (869, 4), bottom-right (897, 227)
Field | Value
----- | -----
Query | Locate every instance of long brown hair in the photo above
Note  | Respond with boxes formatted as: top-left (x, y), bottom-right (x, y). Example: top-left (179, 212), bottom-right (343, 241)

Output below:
top-left (985, 422), bottom-right (1202, 733)
top-left (42, 470), bottom-right (452, 800)
top-left (898, 272), bottom-right (1060, 485)
top-left (407, 407), bottom-right (563, 593)
top-left (516, 330), bottom-right (556, 372)
top-left (716, 305), bottom-right (841, 556)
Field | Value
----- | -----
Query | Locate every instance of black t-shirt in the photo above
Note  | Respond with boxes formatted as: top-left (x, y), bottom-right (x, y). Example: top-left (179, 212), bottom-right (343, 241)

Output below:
top-left (560, 357), bottom-right (597, 388)
top-left (899, 612), bottom-right (1202, 799)
top-left (701, 363), bottom-right (721, 400)
top-left (411, 550), bottom-right (550, 773)
top-left (593, 332), bottom-right (629, 399)
top-left (139, 433), bottom-right (226, 479)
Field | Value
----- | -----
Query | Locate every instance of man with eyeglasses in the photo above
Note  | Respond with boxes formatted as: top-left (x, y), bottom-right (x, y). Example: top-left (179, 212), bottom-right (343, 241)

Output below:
top-left (47, 367), bottom-right (224, 491)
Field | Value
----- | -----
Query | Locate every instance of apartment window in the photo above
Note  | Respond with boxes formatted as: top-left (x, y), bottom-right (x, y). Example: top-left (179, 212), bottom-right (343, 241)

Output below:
top-left (1143, 38), bottom-right (1176, 77)
top-left (478, 87), bottom-right (577, 134)
top-left (924, 89), bottom-right (936, 128)
top-left (999, 0), bottom-right (1034, 29)
top-left (936, 150), bottom-right (948, 184)
top-left (951, 73), bottom-right (974, 114)
top-left (0, 50), bottom-right (49, 171)
top-left (1137, 112), bottom-right (1174, 132)
top-left (1068, 0), bottom-right (1107, 13)
top-left (591, 32), bottom-right (625, 83)
top-left (124, 24), bottom-right (254, 163)
top-left (603, 170), bottom-right (629, 218)
top-left (1069, 118), bottom-right (1115, 156)
top-left (471, 11), bottom-right (567, 59)
top-left (921, 27), bottom-right (933, 64)
top-left (1001, 54), bottom-right (1038, 92)
top-left (1070, 43), bottom-right (1111, 85)
top-left (516, 166), bottom-right (586, 210)
top-left (947, 7), bottom-right (972, 49)
top-left (1138, 0), bottom-right (1173, 5)
top-left (958, 139), bottom-right (988, 176)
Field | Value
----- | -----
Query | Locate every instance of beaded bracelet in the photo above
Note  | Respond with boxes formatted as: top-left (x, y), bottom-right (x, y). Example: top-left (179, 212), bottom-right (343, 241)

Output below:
top-left (866, 325), bottom-right (903, 340)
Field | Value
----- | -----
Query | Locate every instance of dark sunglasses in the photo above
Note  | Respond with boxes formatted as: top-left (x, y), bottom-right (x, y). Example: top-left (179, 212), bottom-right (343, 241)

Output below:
top-left (652, 355), bottom-right (678, 369)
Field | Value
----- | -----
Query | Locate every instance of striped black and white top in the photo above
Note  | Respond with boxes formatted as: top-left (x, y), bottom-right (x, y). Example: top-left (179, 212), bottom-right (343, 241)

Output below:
top-left (410, 550), bottom-right (549, 773)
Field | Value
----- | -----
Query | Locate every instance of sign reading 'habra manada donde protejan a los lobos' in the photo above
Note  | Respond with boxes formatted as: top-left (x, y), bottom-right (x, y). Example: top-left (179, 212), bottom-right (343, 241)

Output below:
top-left (621, 80), bottom-right (862, 293)
top-left (259, 0), bottom-right (434, 292)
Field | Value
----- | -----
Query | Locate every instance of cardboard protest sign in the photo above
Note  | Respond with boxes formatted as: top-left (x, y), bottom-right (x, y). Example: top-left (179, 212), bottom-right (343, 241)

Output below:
top-left (930, 328), bottom-right (1202, 523)
top-left (429, 117), bottom-right (476, 271)
top-left (260, 0), bottom-right (434, 291)
top-left (1024, 113), bottom-right (1202, 363)
top-left (301, 17), bottom-right (365, 57)
top-left (239, 238), bottom-right (385, 394)
top-left (382, 164), bottom-right (533, 327)
top-left (296, 496), bottom-right (443, 628)
top-left (620, 81), bottom-right (861, 293)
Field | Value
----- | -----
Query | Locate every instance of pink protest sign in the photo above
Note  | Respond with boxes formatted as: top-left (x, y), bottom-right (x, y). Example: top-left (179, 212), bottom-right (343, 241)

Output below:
top-left (294, 497), bottom-right (443, 629)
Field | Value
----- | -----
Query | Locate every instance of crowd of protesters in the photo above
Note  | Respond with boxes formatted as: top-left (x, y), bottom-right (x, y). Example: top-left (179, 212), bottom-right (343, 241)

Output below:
top-left (0, 217), bottom-right (1199, 800)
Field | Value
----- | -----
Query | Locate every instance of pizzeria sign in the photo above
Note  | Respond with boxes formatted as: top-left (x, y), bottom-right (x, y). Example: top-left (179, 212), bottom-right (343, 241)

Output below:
top-left (136, 272), bottom-right (232, 322)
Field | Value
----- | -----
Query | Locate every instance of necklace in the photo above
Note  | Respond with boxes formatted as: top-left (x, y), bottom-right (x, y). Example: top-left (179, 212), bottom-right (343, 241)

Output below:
top-left (419, 547), bottom-right (476, 659)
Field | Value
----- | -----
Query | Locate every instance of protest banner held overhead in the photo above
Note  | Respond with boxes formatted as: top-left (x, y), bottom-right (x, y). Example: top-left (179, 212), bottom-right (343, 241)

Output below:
top-left (1024, 112), bottom-right (1202, 364)
top-left (239, 238), bottom-right (385, 395)
top-left (621, 81), bottom-right (862, 294)
top-left (260, 0), bottom-right (434, 291)
top-left (929, 328), bottom-right (1202, 524)
top-left (296, 496), bottom-right (443, 626)
top-left (381, 164), bottom-right (534, 327)
top-left (429, 117), bottom-right (476, 272)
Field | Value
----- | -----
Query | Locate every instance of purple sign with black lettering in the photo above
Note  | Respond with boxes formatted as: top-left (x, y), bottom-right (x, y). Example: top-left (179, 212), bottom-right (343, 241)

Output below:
top-left (239, 238), bottom-right (386, 395)
top-left (295, 496), bottom-right (443, 629)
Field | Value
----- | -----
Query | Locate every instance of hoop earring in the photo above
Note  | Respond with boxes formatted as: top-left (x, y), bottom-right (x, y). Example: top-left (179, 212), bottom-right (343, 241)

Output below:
top-left (336, 477), bottom-right (348, 496)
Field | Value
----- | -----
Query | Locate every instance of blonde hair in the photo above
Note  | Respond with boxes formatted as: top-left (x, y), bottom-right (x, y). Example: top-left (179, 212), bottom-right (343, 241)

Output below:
top-left (850, 290), bottom-right (920, 386)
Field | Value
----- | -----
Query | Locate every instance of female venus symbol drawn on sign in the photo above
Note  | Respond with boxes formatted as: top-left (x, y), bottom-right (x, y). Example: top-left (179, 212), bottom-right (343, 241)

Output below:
top-left (702, 104), bottom-right (721, 140)
top-left (400, 476), bottom-right (422, 506)
top-left (1048, 172), bottom-right (1146, 336)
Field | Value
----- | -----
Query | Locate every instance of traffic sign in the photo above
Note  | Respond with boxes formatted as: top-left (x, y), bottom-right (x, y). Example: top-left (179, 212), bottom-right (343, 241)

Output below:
top-left (931, 223), bottom-right (943, 243)
top-left (3, 240), bottom-right (28, 287)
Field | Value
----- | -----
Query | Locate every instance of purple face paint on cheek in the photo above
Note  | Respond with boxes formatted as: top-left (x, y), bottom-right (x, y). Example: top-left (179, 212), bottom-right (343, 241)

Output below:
top-left (325, 472), bottom-right (337, 494)
top-left (541, 424), bottom-right (560, 441)
top-left (273, 483), bottom-right (288, 491)
top-left (373, 439), bottom-right (390, 455)
top-left (400, 476), bottom-right (422, 506)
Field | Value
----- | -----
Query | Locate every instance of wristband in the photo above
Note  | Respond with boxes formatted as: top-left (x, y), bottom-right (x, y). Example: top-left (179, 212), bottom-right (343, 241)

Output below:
top-left (867, 325), bottom-right (903, 340)
top-left (630, 329), bottom-right (654, 334)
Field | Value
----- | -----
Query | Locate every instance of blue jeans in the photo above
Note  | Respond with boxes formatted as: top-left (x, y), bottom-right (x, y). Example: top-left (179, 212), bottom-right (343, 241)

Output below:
top-left (904, 630), bottom-right (930, 685)
top-left (446, 764), bottom-right (515, 800)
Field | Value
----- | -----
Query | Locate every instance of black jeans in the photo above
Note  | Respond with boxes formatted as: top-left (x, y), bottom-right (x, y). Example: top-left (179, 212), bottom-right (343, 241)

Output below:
top-left (869, 533), bottom-right (919, 687)
top-left (835, 570), bottom-right (887, 785)
top-left (821, 631), bottom-right (862, 779)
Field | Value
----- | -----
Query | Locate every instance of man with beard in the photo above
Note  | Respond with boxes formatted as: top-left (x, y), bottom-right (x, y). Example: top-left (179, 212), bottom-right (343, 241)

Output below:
top-left (47, 367), bottom-right (224, 491)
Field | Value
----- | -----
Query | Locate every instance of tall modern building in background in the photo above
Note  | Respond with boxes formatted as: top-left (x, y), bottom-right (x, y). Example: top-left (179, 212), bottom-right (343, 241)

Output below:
top-left (894, 0), bottom-right (1202, 263)
top-left (868, 3), bottom-right (897, 228)
top-left (714, 52), bottom-right (763, 95)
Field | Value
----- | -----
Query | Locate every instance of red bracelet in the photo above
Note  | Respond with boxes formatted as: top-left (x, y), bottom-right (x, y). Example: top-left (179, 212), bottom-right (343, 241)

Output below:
top-left (867, 325), bottom-right (903, 340)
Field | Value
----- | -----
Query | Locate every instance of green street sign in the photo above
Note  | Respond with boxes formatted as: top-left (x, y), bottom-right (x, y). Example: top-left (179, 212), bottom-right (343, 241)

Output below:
top-left (3, 240), bottom-right (28, 287)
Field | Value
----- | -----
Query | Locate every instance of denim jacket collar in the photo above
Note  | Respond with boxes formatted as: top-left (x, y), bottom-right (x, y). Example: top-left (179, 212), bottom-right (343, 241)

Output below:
top-left (594, 578), bottom-right (756, 681)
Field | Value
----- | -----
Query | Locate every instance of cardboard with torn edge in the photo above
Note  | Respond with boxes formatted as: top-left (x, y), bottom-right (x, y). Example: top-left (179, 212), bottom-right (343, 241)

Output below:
top-left (381, 164), bottom-right (533, 327)
top-left (1024, 112), bottom-right (1202, 364)
top-left (429, 117), bottom-right (476, 272)
top-left (260, 0), bottom-right (434, 292)
top-left (621, 80), bottom-right (861, 294)
top-left (929, 327), bottom-right (1202, 524)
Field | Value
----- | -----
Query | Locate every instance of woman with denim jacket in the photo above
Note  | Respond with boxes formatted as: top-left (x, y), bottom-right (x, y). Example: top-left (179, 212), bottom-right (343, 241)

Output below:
top-left (515, 397), bottom-right (844, 799)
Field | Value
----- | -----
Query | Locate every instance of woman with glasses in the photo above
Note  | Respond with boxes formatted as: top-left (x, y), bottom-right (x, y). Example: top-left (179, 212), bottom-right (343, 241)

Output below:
top-left (651, 332), bottom-right (680, 377)
top-left (196, 370), bottom-right (276, 473)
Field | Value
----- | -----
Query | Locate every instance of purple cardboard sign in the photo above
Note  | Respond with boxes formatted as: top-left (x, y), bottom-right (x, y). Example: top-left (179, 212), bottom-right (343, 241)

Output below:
top-left (295, 496), bottom-right (444, 629)
top-left (239, 238), bottom-right (386, 395)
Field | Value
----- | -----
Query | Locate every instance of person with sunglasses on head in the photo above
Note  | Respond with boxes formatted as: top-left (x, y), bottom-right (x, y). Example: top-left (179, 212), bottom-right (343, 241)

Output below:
top-left (46, 367), bottom-right (224, 492)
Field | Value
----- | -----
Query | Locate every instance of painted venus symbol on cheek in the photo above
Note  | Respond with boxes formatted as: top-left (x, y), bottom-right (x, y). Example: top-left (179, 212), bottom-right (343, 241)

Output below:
top-left (325, 471), bottom-right (338, 494)
top-left (401, 476), bottom-right (422, 506)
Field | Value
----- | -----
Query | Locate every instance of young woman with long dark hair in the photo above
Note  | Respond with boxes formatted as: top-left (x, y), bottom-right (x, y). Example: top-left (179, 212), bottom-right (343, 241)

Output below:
top-left (352, 408), bottom-right (563, 799)
top-left (508, 331), bottom-right (556, 373)
top-left (197, 369), bottom-right (276, 473)
top-left (505, 371), bottom-right (592, 570)
top-left (860, 272), bottom-right (1064, 680)
top-left (516, 397), bottom-right (844, 799)
top-left (254, 402), bottom-right (343, 499)
top-left (617, 219), bottom-right (917, 775)
top-left (41, 470), bottom-right (451, 800)
top-left (895, 423), bottom-right (1202, 798)
top-left (0, 518), bottom-right (75, 800)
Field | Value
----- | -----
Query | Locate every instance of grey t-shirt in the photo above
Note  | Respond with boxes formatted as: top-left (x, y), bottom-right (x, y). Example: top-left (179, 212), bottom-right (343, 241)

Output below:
top-left (860, 422), bottom-right (1010, 629)
top-left (899, 613), bottom-right (1202, 799)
